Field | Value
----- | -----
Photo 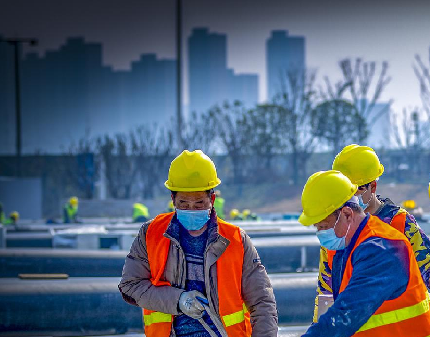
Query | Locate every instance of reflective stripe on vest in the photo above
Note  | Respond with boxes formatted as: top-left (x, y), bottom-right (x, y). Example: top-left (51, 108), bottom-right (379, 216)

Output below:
top-left (222, 303), bottom-right (248, 327)
top-left (144, 311), bottom-right (172, 326)
top-left (358, 292), bottom-right (430, 332)
top-left (340, 215), bottom-right (430, 336)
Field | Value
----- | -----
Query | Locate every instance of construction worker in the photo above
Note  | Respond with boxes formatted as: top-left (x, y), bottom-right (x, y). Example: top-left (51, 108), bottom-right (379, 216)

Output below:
top-left (401, 200), bottom-right (424, 221)
top-left (313, 144), bottom-right (430, 322)
top-left (213, 190), bottom-right (225, 219)
top-left (63, 196), bottom-right (80, 223)
top-left (242, 209), bottom-right (260, 221)
top-left (229, 208), bottom-right (243, 221)
top-left (119, 150), bottom-right (278, 336)
top-left (300, 170), bottom-right (430, 336)
top-left (166, 200), bottom-right (175, 213)
top-left (4, 211), bottom-right (19, 225)
top-left (132, 203), bottom-right (150, 223)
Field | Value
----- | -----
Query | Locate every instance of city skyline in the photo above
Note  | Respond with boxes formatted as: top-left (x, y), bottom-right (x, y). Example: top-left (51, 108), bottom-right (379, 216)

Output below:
top-left (1, 0), bottom-right (429, 113)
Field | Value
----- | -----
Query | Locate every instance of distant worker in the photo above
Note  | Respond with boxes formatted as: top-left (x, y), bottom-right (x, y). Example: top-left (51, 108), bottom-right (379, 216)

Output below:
top-left (119, 150), bottom-right (278, 336)
top-left (401, 199), bottom-right (424, 222)
top-left (166, 200), bottom-right (175, 213)
top-left (313, 144), bottom-right (430, 322)
top-left (63, 196), bottom-right (80, 223)
top-left (300, 170), bottom-right (430, 336)
top-left (132, 202), bottom-right (150, 223)
top-left (213, 190), bottom-right (225, 219)
top-left (0, 202), bottom-right (5, 224)
top-left (4, 211), bottom-right (19, 225)
top-left (242, 209), bottom-right (260, 221)
top-left (230, 208), bottom-right (243, 220)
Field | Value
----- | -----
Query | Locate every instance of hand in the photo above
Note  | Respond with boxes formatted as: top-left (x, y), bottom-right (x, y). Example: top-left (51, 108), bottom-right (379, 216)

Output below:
top-left (178, 290), bottom-right (207, 319)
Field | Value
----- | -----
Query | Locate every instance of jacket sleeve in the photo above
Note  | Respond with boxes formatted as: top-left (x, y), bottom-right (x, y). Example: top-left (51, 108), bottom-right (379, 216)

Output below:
top-left (404, 213), bottom-right (430, 290)
top-left (313, 246), bottom-right (333, 322)
top-left (240, 230), bottom-right (278, 337)
top-left (302, 237), bottom-right (410, 337)
top-left (118, 222), bottom-right (183, 315)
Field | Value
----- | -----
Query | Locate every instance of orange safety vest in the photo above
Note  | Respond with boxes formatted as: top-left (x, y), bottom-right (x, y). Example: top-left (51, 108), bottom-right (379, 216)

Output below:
top-left (143, 212), bottom-right (252, 337)
top-left (327, 210), bottom-right (407, 270)
top-left (340, 215), bottom-right (430, 336)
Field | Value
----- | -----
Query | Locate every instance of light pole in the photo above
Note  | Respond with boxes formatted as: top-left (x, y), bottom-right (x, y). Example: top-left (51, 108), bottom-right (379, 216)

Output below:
top-left (0, 37), bottom-right (38, 177)
top-left (176, 0), bottom-right (184, 149)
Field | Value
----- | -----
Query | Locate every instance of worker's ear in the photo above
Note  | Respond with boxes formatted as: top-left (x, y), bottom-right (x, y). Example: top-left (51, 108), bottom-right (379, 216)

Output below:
top-left (342, 206), bottom-right (354, 223)
top-left (211, 192), bottom-right (216, 205)
top-left (370, 180), bottom-right (377, 194)
top-left (171, 193), bottom-right (176, 207)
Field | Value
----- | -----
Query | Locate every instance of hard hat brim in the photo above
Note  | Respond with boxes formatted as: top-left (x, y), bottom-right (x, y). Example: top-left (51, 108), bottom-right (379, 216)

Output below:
top-left (164, 178), bottom-right (221, 192)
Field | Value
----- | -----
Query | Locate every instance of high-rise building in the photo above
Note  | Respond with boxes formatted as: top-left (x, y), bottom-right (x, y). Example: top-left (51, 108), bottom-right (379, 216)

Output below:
top-left (266, 30), bottom-right (305, 101)
top-left (365, 102), bottom-right (392, 149)
top-left (6, 37), bottom-right (176, 153)
top-left (188, 28), bottom-right (259, 114)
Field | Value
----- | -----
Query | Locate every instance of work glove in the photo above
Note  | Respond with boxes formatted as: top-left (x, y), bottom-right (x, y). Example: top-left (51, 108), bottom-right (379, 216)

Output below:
top-left (178, 290), bottom-right (207, 319)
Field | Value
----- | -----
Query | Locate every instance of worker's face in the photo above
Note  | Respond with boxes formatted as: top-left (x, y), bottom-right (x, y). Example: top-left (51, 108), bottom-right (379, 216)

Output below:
top-left (314, 207), bottom-right (353, 238)
top-left (173, 191), bottom-right (214, 211)
top-left (354, 181), bottom-right (376, 204)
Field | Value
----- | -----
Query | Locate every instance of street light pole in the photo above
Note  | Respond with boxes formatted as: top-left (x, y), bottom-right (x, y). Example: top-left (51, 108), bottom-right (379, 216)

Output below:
top-left (176, 0), bottom-right (184, 149)
top-left (0, 37), bottom-right (37, 177)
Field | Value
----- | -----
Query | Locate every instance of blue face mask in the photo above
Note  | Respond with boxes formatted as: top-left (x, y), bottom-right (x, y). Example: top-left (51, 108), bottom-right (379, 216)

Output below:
top-left (358, 188), bottom-right (372, 211)
top-left (176, 209), bottom-right (210, 231)
top-left (316, 212), bottom-right (350, 250)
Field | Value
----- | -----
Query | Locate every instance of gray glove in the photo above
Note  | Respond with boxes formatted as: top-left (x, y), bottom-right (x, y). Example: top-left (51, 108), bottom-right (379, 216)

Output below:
top-left (178, 290), bottom-right (207, 319)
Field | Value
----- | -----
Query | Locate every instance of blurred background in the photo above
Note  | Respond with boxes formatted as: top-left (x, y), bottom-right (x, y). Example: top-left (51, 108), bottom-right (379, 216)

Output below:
top-left (0, 0), bottom-right (430, 336)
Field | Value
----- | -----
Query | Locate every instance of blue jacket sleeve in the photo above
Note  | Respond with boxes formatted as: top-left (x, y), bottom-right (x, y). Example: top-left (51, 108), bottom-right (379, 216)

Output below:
top-left (302, 237), bottom-right (410, 337)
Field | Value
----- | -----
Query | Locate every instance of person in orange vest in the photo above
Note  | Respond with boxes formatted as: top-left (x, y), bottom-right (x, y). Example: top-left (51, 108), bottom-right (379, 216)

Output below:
top-left (299, 170), bottom-right (430, 336)
top-left (313, 144), bottom-right (430, 323)
top-left (118, 150), bottom-right (278, 337)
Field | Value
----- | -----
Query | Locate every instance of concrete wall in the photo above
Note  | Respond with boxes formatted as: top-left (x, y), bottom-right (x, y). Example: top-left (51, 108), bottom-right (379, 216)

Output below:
top-left (0, 176), bottom-right (42, 220)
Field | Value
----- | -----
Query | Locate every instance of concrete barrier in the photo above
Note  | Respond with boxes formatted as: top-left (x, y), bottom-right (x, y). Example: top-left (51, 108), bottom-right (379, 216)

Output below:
top-left (0, 274), bottom-right (316, 335)
top-left (0, 235), bottom-right (320, 277)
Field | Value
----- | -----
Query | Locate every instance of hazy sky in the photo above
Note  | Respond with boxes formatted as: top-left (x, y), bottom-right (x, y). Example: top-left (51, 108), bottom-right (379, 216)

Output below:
top-left (1, 0), bottom-right (430, 114)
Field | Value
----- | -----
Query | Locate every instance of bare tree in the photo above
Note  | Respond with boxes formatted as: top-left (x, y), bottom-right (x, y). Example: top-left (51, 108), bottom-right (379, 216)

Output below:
top-left (312, 98), bottom-right (366, 158)
top-left (391, 108), bottom-right (430, 179)
top-left (314, 77), bottom-right (367, 158)
top-left (67, 137), bottom-right (97, 199)
top-left (96, 134), bottom-right (137, 199)
top-left (130, 125), bottom-right (173, 198)
top-left (274, 70), bottom-right (317, 184)
top-left (339, 58), bottom-right (392, 142)
top-left (243, 104), bottom-right (284, 173)
top-left (208, 101), bottom-right (249, 184)
top-left (181, 110), bottom-right (217, 155)
top-left (414, 49), bottom-right (430, 118)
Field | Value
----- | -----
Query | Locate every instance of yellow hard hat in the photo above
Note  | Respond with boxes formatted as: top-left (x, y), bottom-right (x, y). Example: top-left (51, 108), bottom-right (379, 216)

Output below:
top-left (242, 209), bottom-right (251, 217)
top-left (10, 211), bottom-right (19, 221)
top-left (332, 144), bottom-right (384, 186)
top-left (165, 150), bottom-right (221, 192)
top-left (299, 170), bottom-right (358, 226)
top-left (69, 196), bottom-right (79, 207)
top-left (401, 200), bottom-right (416, 209)
top-left (230, 209), bottom-right (240, 218)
